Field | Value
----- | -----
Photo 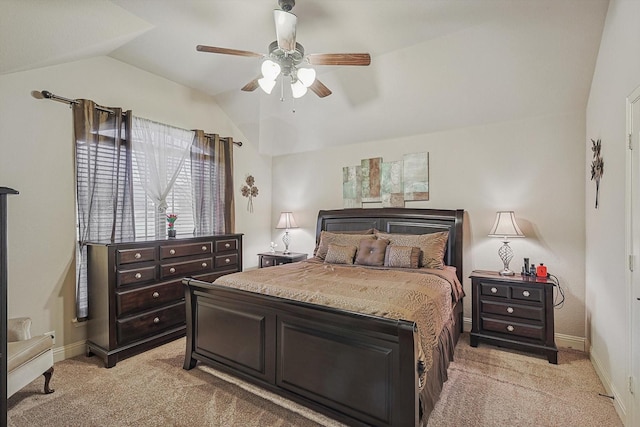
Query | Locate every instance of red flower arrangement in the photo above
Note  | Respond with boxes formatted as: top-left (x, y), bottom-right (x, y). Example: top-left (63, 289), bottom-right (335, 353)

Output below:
top-left (167, 214), bottom-right (178, 229)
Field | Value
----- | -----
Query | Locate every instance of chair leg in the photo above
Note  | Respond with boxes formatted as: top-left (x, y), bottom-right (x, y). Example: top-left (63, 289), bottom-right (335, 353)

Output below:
top-left (42, 366), bottom-right (54, 394)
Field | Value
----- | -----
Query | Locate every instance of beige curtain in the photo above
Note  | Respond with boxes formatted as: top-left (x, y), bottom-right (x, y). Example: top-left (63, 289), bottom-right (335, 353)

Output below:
top-left (73, 100), bottom-right (134, 320)
top-left (191, 130), bottom-right (235, 234)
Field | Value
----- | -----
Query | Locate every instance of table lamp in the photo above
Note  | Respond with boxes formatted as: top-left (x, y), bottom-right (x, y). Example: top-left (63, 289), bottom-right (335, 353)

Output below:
top-left (276, 212), bottom-right (298, 254)
top-left (488, 211), bottom-right (524, 276)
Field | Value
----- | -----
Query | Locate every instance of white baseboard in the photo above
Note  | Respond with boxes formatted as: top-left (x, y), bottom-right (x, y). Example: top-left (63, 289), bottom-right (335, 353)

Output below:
top-left (53, 340), bottom-right (87, 363)
top-left (462, 317), bottom-right (586, 351)
top-left (590, 348), bottom-right (628, 425)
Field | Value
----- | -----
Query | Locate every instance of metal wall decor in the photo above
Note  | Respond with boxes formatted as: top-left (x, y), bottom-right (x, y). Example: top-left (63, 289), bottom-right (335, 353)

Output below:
top-left (241, 175), bottom-right (259, 213)
top-left (590, 138), bottom-right (604, 209)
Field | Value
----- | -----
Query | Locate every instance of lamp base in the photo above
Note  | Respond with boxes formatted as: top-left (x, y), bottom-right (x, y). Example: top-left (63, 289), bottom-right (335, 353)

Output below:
top-left (499, 268), bottom-right (515, 276)
top-left (282, 230), bottom-right (291, 254)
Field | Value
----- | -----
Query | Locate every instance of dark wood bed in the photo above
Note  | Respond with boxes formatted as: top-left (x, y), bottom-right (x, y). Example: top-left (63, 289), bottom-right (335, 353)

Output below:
top-left (182, 208), bottom-right (464, 426)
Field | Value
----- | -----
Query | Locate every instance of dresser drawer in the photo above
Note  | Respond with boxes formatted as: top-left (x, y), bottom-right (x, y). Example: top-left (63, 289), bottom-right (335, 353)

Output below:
top-left (117, 247), bottom-right (156, 265)
top-left (160, 242), bottom-right (212, 259)
top-left (116, 280), bottom-right (184, 317)
top-left (480, 282), bottom-right (509, 298)
top-left (161, 257), bottom-right (213, 279)
top-left (216, 238), bottom-right (238, 252)
top-left (481, 316), bottom-right (545, 341)
top-left (117, 266), bottom-right (157, 287)
top-left (117, 302), bottom-right (185, 345)
top-left (215, 253), bottom-right (238, 268)
top-left (481, 300), bottom-right (544, 321)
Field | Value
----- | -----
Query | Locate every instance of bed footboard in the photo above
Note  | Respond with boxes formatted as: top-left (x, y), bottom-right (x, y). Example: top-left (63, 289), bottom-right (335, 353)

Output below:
top-left (183, 277), bottom-right (419, 427)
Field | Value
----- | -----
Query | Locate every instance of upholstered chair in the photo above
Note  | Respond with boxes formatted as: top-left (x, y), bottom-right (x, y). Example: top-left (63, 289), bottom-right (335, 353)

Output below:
top-left (6, 317), bottom-right (54, 397)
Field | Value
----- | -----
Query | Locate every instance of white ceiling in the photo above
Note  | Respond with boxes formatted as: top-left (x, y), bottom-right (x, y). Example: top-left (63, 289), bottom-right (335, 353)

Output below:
top-left (1, 0), bottom-right (609, 156)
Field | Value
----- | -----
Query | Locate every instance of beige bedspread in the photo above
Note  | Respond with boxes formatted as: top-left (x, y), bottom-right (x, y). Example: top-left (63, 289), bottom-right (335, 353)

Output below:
top-left (213, 258), bottom-right (463, 373)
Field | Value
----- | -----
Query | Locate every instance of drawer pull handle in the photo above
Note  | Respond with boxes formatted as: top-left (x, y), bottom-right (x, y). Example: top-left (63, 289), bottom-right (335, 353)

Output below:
top-left (201, 262), bottom-right (208, 268)
top-left (506, 307), bottom-right (514, 314)
top-left (225, 258), bottom-right (231, 264)
top-left (135, 273), bottom-right (142, 279)
top-left (506, 325), bottom-right (515, 332)
top-left (134, 252), bottom-right (141, 259)
top-left (169, 267), bottom-right (176, 274)
top-left (169, 249), bottom-right (176, 255)
top-left (265, 260), bottom-right (271, 265)
top-left (225, 243), bottom-right (231, 248)
top-left (522, 290), bottom-right (531, 297)
top-left (202, 246), bottom-right (207, 251)
top-left (152, 292), bottom-right (159, 298)
top-left (490, 287), bottom-right (498, 294)
top-left (153, 317), bottom-right (160, 324)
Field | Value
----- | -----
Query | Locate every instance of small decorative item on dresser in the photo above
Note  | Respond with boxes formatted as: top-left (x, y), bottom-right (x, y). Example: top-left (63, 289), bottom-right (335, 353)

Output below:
top-left (167, 214), bottom-right (177, 238)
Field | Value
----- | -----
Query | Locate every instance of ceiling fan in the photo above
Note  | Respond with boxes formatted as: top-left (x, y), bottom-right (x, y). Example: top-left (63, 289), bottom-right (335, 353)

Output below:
top-left (196, 0), bottom-right (371, 99)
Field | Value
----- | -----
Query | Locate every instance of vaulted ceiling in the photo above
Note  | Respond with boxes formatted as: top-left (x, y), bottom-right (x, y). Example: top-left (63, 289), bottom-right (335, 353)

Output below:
top-left (0, 0), bottom-right (609, 156)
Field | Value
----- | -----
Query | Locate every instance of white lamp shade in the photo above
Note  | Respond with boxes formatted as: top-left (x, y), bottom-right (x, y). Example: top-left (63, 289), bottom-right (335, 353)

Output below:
top-left (261, 60), bottom-right (281, 80)
top-left (488, 211), bottom-right (525, 238)
top-left (276, 212), bottom-right (298, 229)
top-left (258, 77), bottom-right (277, 94)
top-left (291, 80), bottom-right (307, 98)
top-left (297, 67), bottom-right (316, 87)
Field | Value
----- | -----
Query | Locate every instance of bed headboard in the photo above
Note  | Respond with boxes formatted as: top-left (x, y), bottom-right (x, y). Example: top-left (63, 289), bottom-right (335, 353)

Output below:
top-left (316, 208), bottom-right (464, 282)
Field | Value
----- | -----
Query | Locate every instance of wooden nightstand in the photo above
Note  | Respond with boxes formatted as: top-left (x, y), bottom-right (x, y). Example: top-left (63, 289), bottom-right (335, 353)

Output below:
top-left (258, 251), bottom-right (307, 268)
top-left (470, 270), bottom-right (558, 364)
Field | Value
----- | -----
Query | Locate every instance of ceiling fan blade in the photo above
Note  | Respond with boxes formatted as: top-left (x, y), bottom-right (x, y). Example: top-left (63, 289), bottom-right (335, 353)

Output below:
top-left (309, 79), bottom-right (332, 98)
top-left (274, 10), bottom-right (297, 52)
top-left (196, 45), bottom-right (263, 58)
top-left (241, 78), bottom-right (260, 92)
top-left (307, 53), bottom-right (371, 66)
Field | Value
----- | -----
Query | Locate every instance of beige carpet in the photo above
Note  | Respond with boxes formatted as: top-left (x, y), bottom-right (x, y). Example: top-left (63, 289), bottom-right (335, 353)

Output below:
top-left (8, 334), bottom-right (622, 427)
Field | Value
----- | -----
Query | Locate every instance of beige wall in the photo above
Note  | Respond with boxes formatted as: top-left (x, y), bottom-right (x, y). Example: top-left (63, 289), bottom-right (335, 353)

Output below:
top-left (0, 56), bottom-right (272, 357)
top-left (272, 112), bottom-right (586, 339)
top-left (586, 0), bottom-right (640, 423)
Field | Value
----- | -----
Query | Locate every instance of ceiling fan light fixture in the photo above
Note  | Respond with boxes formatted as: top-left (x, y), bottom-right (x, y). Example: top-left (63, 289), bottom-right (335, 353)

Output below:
top-left (258, 77), bottom-right (277, 94)
top-left (291, 79), bottom-right (307, 98)
top-left (261, 59), bottom-right (281, 80)
top-left (297, 67), bottom-right (316, 87)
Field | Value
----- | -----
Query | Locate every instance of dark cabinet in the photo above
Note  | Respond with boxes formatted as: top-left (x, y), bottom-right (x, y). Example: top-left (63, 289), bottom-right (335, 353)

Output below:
top-left (258, 251), bottom-right (307, 268)
top-left (470, 270), bottom-right (558, 364)
top-left (87, 234), bottom-right (243, 367)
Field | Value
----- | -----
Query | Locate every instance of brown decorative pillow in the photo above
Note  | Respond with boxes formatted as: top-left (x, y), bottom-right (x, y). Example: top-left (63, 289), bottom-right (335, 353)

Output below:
top-left (315, 231), bottom-right (376, 260)
top-left (355, 238), bottom-right (389, 266)
top-left (313, 229), bottom-right (374, 257)
top-left (375, 231), bottom-right (449, 269)
top-left (385, 245), bottom-right (421, 269)
top-left (324, 244), bottom-right (357, 265)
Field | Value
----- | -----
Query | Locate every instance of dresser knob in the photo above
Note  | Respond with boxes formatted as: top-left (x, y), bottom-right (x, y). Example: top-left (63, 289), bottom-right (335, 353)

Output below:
top-left (265, 260), bottom-right (271, 265)
top-left (153, 317), bottom-right (160, 324)
top-left (134, 252), bottom-right (141, 259)
top-left (490, 287), bottom-right (498, 294)
top-left (506, 307), bottom-right (514, 314)
top-left (225, 243), bottom-right (231, 248)
top-left (506, 325), bottom-right (515, 332)
top-left (152, 292), bottom-right (159, 298)
top-left (202, 262), bottom-right (208, 268)
top-left (135, 272), bottom-right (142, 279)
top-left (225, 258), bottom-right (230, 263)
top-left (169, 267), bottom-right (176, 274)
top-left (169, 249), bottom-right (176, 255)
top-left (202, 246), bottom-right (207, 251)
top-left (522, 290), bottom-right (531, 297)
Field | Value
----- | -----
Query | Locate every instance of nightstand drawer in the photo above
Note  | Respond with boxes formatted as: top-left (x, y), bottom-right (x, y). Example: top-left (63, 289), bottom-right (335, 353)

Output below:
top-left (480, 282), bottom-right (509, 298)
top-left (260, 256), bottom-right (278, 268)
top-left (511, 286), bottom-right (543, 302)
top-left (481, 317), bottom-right (545, 341)
top-left (481, 300), bottom-right (544, 321)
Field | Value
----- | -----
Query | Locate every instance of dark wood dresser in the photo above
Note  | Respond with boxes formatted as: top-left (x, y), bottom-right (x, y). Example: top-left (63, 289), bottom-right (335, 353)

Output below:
top-left (86, 234), bottom-right (243, 367)
top-left (470, 270), bottom-right (558, 364)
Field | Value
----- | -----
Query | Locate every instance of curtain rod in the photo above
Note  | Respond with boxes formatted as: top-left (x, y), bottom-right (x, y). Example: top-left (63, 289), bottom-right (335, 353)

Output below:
top-left (32, 90), bottom-right (242, 147)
